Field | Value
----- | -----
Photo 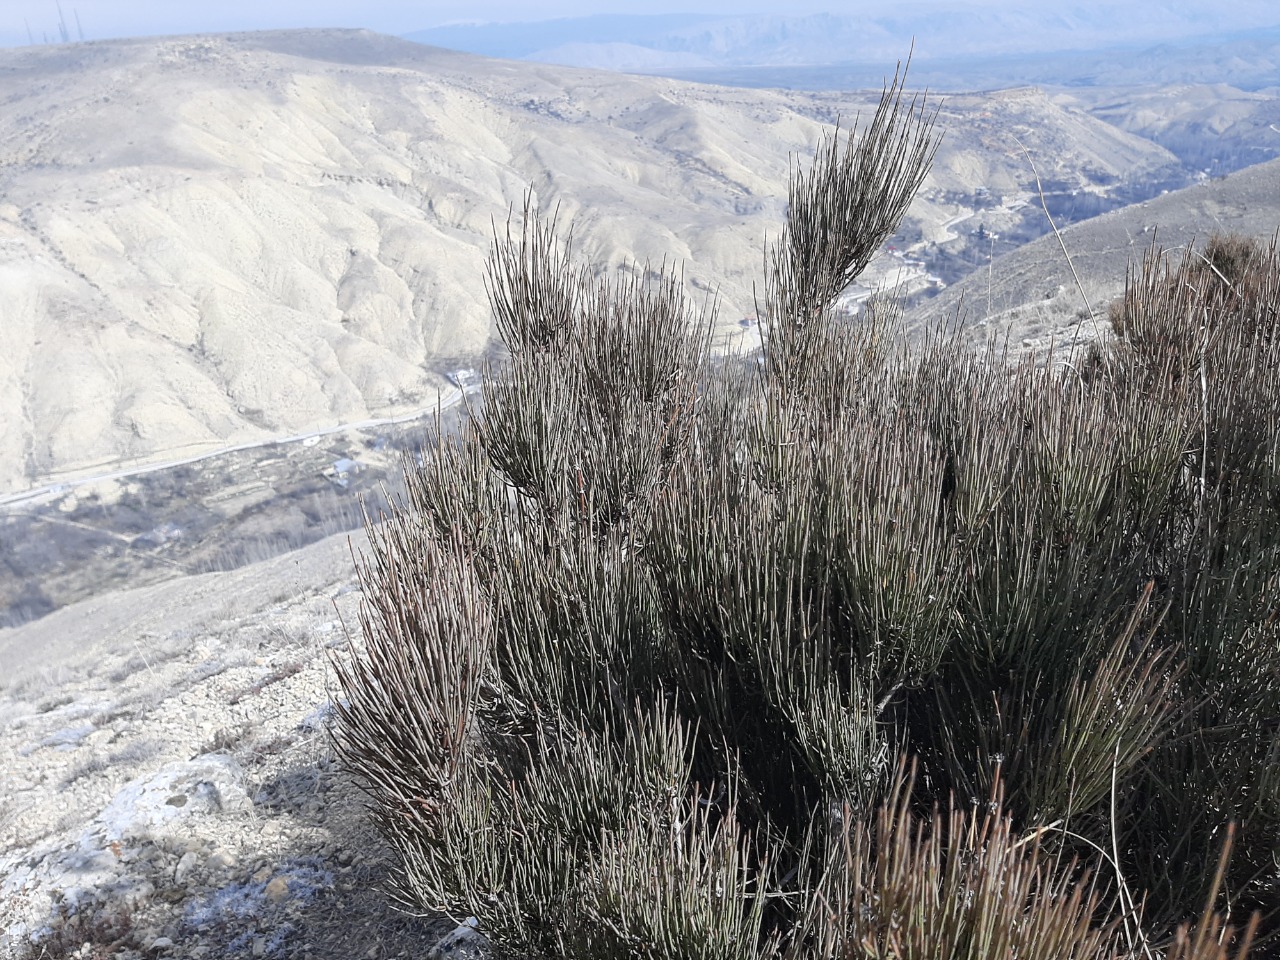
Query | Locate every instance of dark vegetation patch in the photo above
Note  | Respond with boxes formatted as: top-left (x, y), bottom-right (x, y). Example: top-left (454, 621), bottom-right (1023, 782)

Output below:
top-left (0, 402), bottom-right (470, 629)
top-left (333, 72), bottom-right (1276, 959)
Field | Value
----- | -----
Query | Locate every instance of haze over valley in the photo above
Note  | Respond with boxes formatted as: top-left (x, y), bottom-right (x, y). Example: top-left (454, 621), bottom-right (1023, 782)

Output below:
top-left (1, 10), bottom-right (1278, 625)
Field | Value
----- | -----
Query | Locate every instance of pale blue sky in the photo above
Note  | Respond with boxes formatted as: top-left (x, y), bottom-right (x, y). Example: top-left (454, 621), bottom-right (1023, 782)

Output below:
top-left (4, 1), bottom-right (831, 44)
top-left (2, 0), bottom-right (1277, 49)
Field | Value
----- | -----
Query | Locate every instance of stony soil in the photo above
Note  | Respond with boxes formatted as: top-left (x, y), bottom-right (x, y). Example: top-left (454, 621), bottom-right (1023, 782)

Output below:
top-left (0, 529), bottom-right (482, 960)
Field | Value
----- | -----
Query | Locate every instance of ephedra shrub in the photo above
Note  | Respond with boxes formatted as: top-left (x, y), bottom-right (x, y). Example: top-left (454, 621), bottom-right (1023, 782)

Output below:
top-left (332, 68), bottom-right (1277, 959)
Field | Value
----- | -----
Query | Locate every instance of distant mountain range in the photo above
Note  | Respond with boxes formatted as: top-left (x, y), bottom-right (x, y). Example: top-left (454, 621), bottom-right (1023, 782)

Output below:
top-left (0, 27), bottom-right (1232, 497)
top-left (406, 9), bottom-right (1280, 91)
top-left (906, 156), bottom-right (1280, 346)
top-left (663, 27), bottom-right (1280, 93)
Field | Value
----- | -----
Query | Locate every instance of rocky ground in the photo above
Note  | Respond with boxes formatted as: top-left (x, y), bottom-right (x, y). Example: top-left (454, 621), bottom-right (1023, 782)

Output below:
top-left (0, 529), bottom-right (484, 960)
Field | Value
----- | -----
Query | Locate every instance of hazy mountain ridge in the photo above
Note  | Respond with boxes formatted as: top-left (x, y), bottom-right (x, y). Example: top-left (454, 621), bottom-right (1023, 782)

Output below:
top-left (406, 14), bottom-right (721, 64)
top-left (662, 39), bottom-right (1280, 99)
top-left (0, 28), bottom-right (1190, 497)
top-left (1055, 84), bottom-right (1280, 173)
top-left (408, 8), bottom-right (1280, 86)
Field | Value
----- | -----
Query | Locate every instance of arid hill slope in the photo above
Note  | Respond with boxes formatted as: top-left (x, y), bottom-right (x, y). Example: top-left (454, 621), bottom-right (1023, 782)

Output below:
top-left (0, 29), bottom-right (1177, 495)
top-left (905, 156), bottom-right (1280, 346)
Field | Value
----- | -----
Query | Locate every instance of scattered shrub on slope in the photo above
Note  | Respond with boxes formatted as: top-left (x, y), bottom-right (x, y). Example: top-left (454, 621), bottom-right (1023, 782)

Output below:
top-left (333, 70), bottom-right (1275, 959)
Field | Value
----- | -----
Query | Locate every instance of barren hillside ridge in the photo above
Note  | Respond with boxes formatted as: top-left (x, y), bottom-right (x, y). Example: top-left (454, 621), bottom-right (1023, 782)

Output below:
top-left (0, 28), bottom-right (1182, 497)
top-left (905, 155), bottom-right (1280, 347)
top-left (407, 8), bottom-right (1280, 74)
top-left (1057, 83), bottom-right (1280, 173)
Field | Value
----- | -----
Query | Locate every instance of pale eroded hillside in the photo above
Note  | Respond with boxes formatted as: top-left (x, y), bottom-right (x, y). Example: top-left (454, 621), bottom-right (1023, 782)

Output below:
top-left (0, 29), bottom-right (1179, 495)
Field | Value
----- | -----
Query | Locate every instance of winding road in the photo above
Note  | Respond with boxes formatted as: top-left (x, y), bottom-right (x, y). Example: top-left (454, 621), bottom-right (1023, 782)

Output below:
top-left (0, 386), bottom-right (468, 511)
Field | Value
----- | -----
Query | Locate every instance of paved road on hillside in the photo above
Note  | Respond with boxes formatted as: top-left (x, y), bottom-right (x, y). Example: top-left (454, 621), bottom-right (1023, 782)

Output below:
top-left (0, 387), bottom-right (468, 510)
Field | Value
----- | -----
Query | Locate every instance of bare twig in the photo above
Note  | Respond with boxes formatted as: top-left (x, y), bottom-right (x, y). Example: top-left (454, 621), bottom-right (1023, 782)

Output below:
top-left (1012, 135), bottom-right (1104, 356)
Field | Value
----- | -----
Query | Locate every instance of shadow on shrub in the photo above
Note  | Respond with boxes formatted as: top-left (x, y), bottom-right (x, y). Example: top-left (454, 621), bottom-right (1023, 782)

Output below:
top-left (332, 66), bottom-right (1276, 960)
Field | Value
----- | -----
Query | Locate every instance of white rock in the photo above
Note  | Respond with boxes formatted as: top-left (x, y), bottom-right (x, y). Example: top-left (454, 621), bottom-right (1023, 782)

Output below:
top-left (205, 848), bottom-right (236, 872)
top-left (173, 850), bottom-right (200, 885)
top-left (428, 919), bottom-right (492, 960)
top-left (94, 755), bottom-right (252, 843)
